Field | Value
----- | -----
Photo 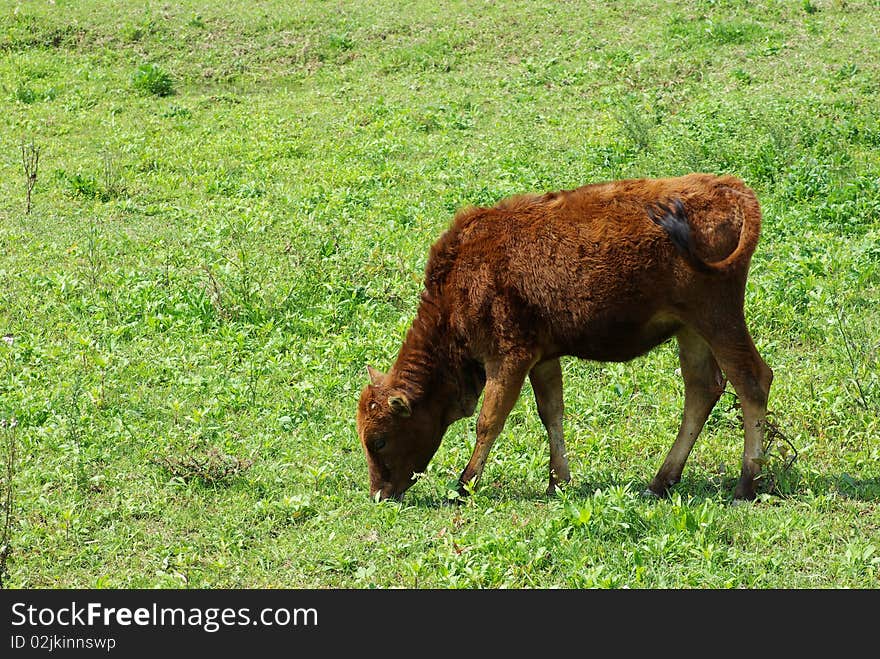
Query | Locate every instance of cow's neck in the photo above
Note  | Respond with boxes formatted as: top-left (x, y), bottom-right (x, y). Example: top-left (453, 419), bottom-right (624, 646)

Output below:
top-left (389, 293), bottom-right (451, 399)
top-left (389, 293), bottom-right (480, 423)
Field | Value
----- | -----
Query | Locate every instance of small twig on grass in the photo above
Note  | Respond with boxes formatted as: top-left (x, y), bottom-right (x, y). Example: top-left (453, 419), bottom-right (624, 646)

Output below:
top-left (201, 265), bottom-right (227, 319)
top-left (762, 414), bottom-right (799, 472)
top-left (21, 139), bottom-right (40, 214)
top-left (0, 418), bottom-right (18, 589)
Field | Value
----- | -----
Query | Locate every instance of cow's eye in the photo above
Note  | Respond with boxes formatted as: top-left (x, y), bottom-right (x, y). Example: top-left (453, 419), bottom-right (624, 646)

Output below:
top-left (373, 437), bottom-right (386, 451)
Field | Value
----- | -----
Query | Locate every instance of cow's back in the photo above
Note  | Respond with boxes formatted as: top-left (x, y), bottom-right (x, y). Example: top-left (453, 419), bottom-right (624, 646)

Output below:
top-left (432, 174), bottom-right (759, 361)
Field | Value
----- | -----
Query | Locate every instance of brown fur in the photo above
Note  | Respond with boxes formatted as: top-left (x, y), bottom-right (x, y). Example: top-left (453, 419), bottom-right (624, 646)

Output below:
top-left (357, 173), bottom-right (772, 501)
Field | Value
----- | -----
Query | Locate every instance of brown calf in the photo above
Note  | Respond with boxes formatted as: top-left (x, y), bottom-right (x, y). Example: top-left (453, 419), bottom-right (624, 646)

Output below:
top-left (357, 173), bottom-right (772, 502)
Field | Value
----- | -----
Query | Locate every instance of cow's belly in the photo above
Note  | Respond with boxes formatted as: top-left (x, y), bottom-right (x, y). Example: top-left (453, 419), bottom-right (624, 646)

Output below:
top-left (563, 313), bottom-right (682, 362)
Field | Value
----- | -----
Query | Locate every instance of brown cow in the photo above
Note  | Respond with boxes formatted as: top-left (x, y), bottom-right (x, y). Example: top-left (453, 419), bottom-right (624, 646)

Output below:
top-left (357, 173), bottom-right (772, 502)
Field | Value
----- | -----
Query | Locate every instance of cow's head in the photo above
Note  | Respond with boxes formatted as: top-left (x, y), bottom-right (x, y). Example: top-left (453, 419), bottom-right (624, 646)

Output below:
top-left (356, 365), bottom-right (447, 500)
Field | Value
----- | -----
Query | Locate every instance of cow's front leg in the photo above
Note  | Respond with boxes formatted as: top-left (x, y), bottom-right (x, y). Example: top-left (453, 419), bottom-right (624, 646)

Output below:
top-left (529, 358), bottom-right (571, 495)
top-left (457, 355), bottom-right (534, 497)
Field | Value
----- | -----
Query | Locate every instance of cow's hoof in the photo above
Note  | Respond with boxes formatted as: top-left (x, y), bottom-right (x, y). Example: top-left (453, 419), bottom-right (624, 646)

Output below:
top-left (733, 484), bottom-right (757, 502)
top-left (641, 488), bottom-right (661, 499)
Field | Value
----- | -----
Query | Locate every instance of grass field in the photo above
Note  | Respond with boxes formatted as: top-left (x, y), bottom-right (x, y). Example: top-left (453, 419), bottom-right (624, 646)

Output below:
top-left (1, 0), bottom-right (878, 588)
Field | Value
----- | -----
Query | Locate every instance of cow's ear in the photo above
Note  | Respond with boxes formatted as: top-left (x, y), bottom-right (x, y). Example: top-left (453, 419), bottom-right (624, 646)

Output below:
top-left (388, 393), bottom-right (411, 417)
top-left (366, 365), bottom-right (385, 386)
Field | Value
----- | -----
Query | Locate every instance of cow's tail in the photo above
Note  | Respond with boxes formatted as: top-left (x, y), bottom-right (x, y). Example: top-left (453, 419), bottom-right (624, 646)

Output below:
top-left (648, 184), bottom-right (761, 276)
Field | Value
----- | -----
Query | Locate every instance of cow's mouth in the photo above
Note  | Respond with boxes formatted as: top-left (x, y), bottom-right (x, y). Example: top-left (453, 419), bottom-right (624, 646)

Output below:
top-left (371, 483), bottom-right (405, 502)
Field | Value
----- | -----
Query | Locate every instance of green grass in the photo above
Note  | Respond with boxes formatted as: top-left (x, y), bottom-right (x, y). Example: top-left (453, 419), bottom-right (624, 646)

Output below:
top-left (0, 0), bottom-right (878, 588)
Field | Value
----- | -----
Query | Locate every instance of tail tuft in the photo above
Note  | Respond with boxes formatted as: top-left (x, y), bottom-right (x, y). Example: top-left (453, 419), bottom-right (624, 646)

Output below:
top-left (647, 198), bottom-right (713, 273)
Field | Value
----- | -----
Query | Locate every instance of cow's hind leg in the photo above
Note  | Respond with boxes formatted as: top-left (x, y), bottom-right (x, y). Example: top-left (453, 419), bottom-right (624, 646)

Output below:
top-left (529, 358), bottom-right (571, 495)
top-left (647, 326), bottom-right (725, 497)
top-left (457, 354), bottom-right (535, 497)
top-left (704, 321), bottom-right (773, 501)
